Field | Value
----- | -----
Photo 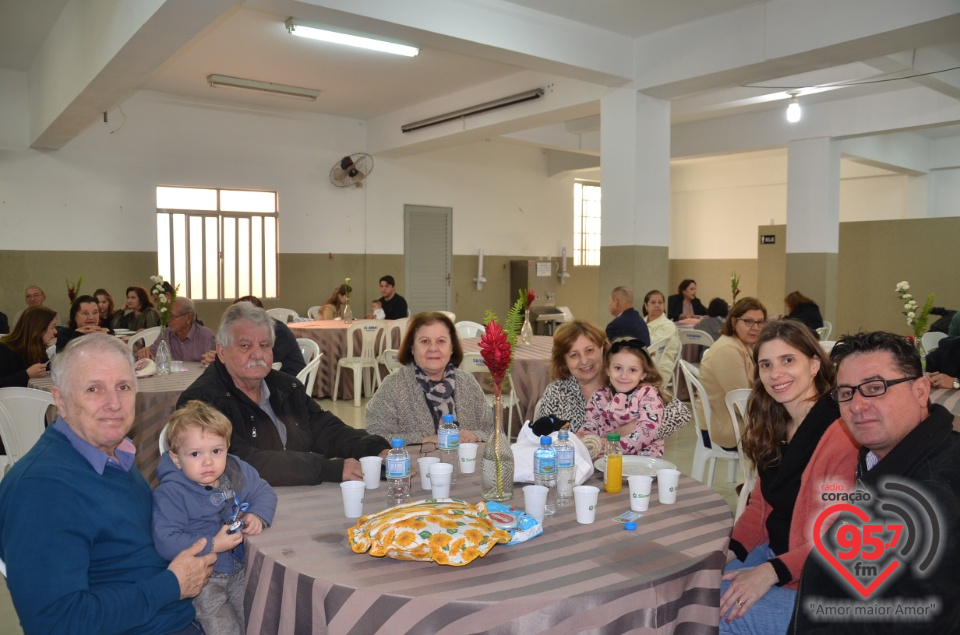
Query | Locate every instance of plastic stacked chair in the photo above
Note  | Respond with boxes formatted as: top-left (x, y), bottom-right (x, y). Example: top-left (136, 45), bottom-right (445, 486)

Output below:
top-left (724, 388), bottom-right (755, 520)
top-left (679, 360), bottom-right (740, 487)
top-left (335, 321), bottom-right (385, 407)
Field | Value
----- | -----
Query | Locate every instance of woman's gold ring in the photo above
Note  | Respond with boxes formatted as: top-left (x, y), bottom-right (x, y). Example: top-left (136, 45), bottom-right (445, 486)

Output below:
top-left (737, 599), bottom-right (745, 606)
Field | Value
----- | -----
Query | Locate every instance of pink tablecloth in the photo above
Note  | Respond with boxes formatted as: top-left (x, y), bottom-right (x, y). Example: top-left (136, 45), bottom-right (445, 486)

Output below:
top-left (288, 321), bottom-right (352, 399)
top-left (461, 335), bottom-right (553, 422)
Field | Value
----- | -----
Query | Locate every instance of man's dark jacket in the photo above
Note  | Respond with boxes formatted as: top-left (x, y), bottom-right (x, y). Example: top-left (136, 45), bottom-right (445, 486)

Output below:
top-left (178, 359), bottom-right (389, 486)
top-left (605, 307), bottom-right (650, 346)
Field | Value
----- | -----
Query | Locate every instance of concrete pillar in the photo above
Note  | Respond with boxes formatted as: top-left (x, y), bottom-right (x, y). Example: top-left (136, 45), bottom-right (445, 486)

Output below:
top-left (786, 138), bottom-right (840, 327)
top-left (598, 89), bottom-right (670, 324)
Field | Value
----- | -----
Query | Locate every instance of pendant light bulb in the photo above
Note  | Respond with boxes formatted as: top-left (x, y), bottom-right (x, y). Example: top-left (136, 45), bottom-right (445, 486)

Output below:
top-left (786, 94), bottom-right (801, 123)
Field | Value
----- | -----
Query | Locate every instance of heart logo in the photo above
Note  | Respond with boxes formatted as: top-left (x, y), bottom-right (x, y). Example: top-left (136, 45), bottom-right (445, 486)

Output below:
top-left (813, 503), bottom-right (900, 599)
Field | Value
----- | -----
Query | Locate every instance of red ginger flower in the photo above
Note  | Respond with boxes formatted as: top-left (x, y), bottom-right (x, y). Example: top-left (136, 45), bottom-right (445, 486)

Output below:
top-left (478, 320), bottom-right (512, 389)
top-left (526, 289), bottom-right (535, 308)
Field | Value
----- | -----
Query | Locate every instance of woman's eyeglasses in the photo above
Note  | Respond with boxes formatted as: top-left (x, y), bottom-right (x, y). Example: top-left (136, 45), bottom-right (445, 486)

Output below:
top-left (736, 317), bottom-right (765, 329)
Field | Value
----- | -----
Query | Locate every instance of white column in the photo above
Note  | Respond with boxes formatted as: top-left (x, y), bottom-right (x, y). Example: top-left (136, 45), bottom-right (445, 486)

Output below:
top-left (786, 138), bottom-right (840, 254)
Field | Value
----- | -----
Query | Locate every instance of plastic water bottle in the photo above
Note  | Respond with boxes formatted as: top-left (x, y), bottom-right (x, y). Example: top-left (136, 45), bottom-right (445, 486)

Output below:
top-left (155, 337), bottom-right (171, 376)
top-left (438, 413), bottom-right (460, 483)
top-left (534, 436), bottom-right (557, 516)
top-left (555, 429), bottom-right (575, 507)
top-left (385, 439), bottom-right (411, 507)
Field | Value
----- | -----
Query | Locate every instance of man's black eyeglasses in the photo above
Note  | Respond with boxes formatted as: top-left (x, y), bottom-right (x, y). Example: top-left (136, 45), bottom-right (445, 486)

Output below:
top-left (830, 376), bottom-right (920, 403)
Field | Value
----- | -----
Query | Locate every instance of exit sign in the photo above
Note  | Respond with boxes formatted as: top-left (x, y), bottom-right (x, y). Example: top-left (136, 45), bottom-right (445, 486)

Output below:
top-left (760, 235), bottom-right (776, 244)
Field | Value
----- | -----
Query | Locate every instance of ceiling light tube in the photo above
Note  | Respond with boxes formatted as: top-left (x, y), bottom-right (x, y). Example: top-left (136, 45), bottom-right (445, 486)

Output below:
top-left (207, 74), bottom-right (320, 100)
top-left (401, 88), bottom-right (546, 133)
top-left (786, 92), bottom-right (801, 123)
top-left (286, 18), bottom-right (419, 57)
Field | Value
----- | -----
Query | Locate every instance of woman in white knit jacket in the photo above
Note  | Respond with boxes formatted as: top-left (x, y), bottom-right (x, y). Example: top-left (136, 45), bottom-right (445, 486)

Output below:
top-left (365, 312), bottom-right (492, 445)
top-left (642, 290), bottom-right (681, 384)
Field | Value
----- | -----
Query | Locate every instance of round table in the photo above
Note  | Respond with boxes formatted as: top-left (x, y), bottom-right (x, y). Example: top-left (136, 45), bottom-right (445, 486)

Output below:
top-left (244, 460), bottom-right (732, 634)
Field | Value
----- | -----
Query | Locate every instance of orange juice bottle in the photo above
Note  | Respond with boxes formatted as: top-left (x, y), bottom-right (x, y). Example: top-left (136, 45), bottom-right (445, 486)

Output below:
top-left (604, 433), bottom-right (623, 494)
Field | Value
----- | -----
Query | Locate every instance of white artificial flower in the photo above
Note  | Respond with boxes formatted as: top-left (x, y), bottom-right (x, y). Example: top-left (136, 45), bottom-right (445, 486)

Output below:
top-left (907, 311), bottom-right (915, 319)
top-left (159, 295), bottom-right (167, 304)
top-left (345, 277), bottom-right (351, 283)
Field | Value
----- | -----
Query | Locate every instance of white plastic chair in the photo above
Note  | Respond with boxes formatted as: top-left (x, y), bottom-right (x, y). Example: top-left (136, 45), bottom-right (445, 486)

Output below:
top-left (816, 321), bottom-right (833, 341)
top-left (381, 349), bottom-right (402, 374)
top-left (375, 320), bottom-right (408, 389)
top-left (460, 353), bottom-right (522, 440)
top-left (127, 326), bottom-right (162, 351)
top-left (819, 340), bottom-right (837, 354)
top-left (455, 320), bottom-right (485, 339)
top-left (674, 328), bottom-right (715, 395)
top-left (647, 337), bottom-right (674, 391)
top-left (307, 305), bottom-right (320, 320)
top-left (296, 353), bottom-right (323, 397)
top-left (266, 308), bottom-right (299, 323)
top-left (271, 362), bottom-right (282, 371)
top-left (725, 389), bottom-right (755, 521)
top-left (0, 387), bottom-right (57, 478)
top-left (679, 360), bottom-right (740, 487)
top-left (159, 422), bottom-right (170, 455)
top-left (922, 331), bottom-right (947, 354)
top-left (297, 338), bottom-right (321, 364)
top-left (46, 343), bottom-right (57, 359)
top-left (334, 321), bottom-right (385, 407)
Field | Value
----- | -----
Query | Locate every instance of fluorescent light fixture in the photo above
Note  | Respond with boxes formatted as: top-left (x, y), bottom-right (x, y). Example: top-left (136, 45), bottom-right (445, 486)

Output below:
top-left (207, 74), bottom-right (320, 101)
top-left (286, 18), bottom-right (419, 57)
top-left (786, 92), bottom-right (801, 123)
top-left (401, 88), bottom-right (545, 133)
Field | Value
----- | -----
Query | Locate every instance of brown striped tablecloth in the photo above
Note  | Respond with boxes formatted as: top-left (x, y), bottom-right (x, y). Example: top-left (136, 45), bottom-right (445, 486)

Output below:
top-left (30, 362), bottom-right (204, 487)
top-left (288, 321), bottom-right (352, 399)
top-left (244, 469), bottom-right (732, 634)
top-left (462, 335), bottom-right (553, 423)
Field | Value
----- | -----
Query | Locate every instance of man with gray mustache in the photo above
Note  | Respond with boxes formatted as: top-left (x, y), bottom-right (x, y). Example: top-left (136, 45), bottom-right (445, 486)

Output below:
top-left (178, 302), bottom-right (390, 486)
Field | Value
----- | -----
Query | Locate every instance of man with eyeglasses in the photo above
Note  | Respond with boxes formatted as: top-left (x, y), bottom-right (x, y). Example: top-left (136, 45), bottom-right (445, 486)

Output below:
top-left (13, 285), bottom-right (57, 325)
top-left (138, 297), bottom-right (216, 363)
top-left (790, 331), bottom-right (960, 633)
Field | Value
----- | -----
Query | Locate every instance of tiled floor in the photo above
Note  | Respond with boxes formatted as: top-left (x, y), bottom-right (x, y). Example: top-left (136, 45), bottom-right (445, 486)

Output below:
top-left (0, 396), bottom-right (741, 632)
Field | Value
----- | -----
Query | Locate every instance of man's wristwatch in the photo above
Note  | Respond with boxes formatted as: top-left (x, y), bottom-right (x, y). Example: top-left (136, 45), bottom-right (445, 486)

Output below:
top-left (953, 379), bottom-right (959, 390)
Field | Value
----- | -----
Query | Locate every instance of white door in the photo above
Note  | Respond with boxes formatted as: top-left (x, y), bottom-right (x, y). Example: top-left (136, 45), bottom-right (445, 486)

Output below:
top-left (404, 205), bottom-right (452, 313)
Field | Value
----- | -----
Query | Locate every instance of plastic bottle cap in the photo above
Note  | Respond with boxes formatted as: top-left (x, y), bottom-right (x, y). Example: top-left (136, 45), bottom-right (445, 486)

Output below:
top-left (624, 521), bottom-right (637, 531)
top-left (540, 436), bottom-right (552, 445)
top-left (607, 433), bottom-right (620, 441)
top-left (391, 438), bottom-right (404, 448)
top-left (443, 414), bottom-right (454, 422)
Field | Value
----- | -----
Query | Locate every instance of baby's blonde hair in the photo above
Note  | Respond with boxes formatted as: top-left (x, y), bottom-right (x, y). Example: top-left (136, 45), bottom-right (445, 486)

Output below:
top-left (166, 400), bottom-right (232, 454)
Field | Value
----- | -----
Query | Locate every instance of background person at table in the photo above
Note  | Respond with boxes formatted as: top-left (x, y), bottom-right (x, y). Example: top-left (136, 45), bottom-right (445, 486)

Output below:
top-left (114, 285), bottom-right (161, 331)
top-left (378, 275), bottom-right (408, 319)
top-left (368, 298), bottom-right (385, 320)
top-left (698, 297), bottom-right (768, 450)
top-left (94, 287), bottom-right (117, 329)
top-left (578, 338), bottom-right (689, 458)
top-left (56, 294), bottom-right (112, 352)
top-left (925, 335), bottom-right (960, 390)
top-left (605, 286), bottom-right (650, 346)
top-left (0, 311), bottom-right (8, 334)
top-left (668, 279), bottom-right (707, 322)
top-left (366, 312), bottom-right (492, 446)
top-left (789, 331), bottom-right (960, 634)
top-left (537, 320), bottom-right (609, 430)
top-left (0, 334), bottom-right (216, 635)
top-left (13, 285), bottom-right (58, 325)
top-left (139, 297), bottom-right (217, 364)
top-left (319, 284), bottom-right (351, 320)
top-left (783, 290), bottom-right (823, 335)
top-left (642, 290), bottom-right (682, 383)
top-left (719, 320), bottom-right (857, 633)
top-left (695, 297), bottom-right (729, 343)
top-left (234, 295), bottom-right (306, 375)
top-left (153, 400), bottom-right (277, 635)
top-left (0, 306), bottom-right (57, 388)
top-left (179, 302), bottom-right (390, 486)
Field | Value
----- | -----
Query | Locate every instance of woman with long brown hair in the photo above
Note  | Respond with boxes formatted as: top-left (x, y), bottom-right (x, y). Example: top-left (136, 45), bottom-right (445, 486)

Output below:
top-left (114, 286), bottom-right (160, 331)
top-left (718, 320), bottom-right (857, 632)
top-left (318, 285), bottom-right (350, 320)
top-left (94, 288), bottom-right (117, 329)
top-left (0, 306), bottom-right (58, 387)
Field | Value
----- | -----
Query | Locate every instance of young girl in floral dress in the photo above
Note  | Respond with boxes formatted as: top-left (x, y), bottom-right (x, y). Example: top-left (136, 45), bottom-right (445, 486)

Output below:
top-left (578, 338), bottom-right (690, 457)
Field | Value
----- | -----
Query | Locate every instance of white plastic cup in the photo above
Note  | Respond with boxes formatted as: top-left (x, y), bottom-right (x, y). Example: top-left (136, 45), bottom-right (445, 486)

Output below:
top-left (359, 456), bottom-right (383, 490)
top-left (458, 443), bottom-right (478, 474)
top-left (522, 485), bottom-right (549, 522)
top-left (628, 475), bottom-right (654, 512)
top-left (573, 485), bottom-right (600, 524)
top-left (656, 469), bottom-right (681, 504)
top-left (340, 481), bottom-right (366, 518)
top-left (429, 463), bottom-right (454, 498)
top-left (171, 360), bottom-right (183, 372)
top-left (417, 457), bottom-right (440, 490)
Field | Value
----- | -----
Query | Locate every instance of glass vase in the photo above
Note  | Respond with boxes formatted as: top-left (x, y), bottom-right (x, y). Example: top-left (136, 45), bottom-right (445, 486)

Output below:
top-left (155, 326), bottom-right (172, 375)
top-left (519, 310), bottom-right (533, 346)
top-left (481, 390), bottom-right (514, 501)
top-left (342, 304), bottom-right (353, 323)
